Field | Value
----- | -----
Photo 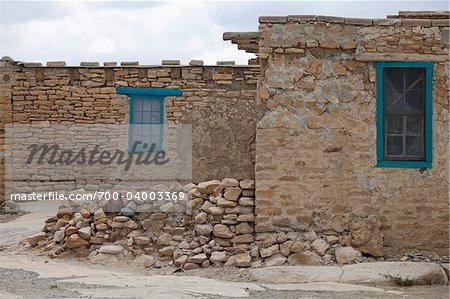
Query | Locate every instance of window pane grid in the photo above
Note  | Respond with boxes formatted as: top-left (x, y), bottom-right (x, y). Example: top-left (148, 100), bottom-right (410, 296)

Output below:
top-left (131, 96), bottom-right (162, 124)
top-left (383, 68), bottom-right (425, 161)
top-left (130, 95), bottom-right (163, 151)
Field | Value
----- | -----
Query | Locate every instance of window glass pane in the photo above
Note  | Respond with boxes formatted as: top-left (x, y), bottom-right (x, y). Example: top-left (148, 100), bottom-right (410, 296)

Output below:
top-left (151, 100), bottom-right (161, 112)
top-left (132, 98), bottom-right (162, 123)
top-left (384, 69), bottom-right (404, 113)
top-left (151, 135), bottom-right (161, 148)
top-left (405, 90), bottom-right (423, 113)
top-left (131, 135), bottom-right (142, 147)
top-left (406, 136), bottom-right (422, 156)
top-left (133, 111), bottom-right (142, 123)
top-left (386, 116), bottom-right (403, 134)
top-left (141, 135), bottom-right (151, 147)
top-left (141, 124), bottom-right (151, 136)
top-left (142, 112), bottom-right (152, 123)
top-left (384, 69), bottom-right (404, 90)
top-left (406, 116), bottom-right (423, 135)
top-left (150, 124), bottom-right (161, 135)
top-left (142, 100), bottom-right (152, 112)
top-left (151, 112), bottom-right (160, 123)
top-left (386, 135), bottom-right (403, 156)
top-left (133, 99), bottom-right (142, 114)
top-left (405, 69), bottom-right (425, 88)
top-left (384, 94), bottom-right (403, 113)
top-left (132, 99), bottom-right (142, 123)
top-left (131, 124), bottom-right (142, 136)
top-left (384, 76), bottom-right (403, 113)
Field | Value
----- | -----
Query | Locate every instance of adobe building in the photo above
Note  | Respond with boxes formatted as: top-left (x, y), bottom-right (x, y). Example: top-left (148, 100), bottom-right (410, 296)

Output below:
top-left (0, 11), bottom-right (448, 268)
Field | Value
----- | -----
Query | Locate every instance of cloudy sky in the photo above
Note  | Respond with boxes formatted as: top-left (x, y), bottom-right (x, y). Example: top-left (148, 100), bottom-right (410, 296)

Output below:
top-left (1, 0), bottom-right (448, 65)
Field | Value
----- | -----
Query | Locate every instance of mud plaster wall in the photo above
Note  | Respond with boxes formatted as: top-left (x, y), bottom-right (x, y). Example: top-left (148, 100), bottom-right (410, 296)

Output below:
top-left (254, 21), bottom-right (450, 255)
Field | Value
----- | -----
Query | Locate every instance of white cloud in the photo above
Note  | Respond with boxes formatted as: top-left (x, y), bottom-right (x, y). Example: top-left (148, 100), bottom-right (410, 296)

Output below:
top-left (87, 37), bottom-right (117, 55)
top-left (1, 1), bottom-right (448, 65)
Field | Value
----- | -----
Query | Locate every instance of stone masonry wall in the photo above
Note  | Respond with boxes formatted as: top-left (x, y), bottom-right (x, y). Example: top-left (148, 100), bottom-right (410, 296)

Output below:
top-left (0, 62), bottom-right (260, 204)
top-left (0, 61), bottom-right (15, 205)
top-left (255, 16), bottom-right (449, 255)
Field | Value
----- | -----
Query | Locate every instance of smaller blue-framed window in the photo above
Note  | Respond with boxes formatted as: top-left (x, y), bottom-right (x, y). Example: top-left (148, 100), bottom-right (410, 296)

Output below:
top-left (129, 95), bottom-right (164, 152)
top-left (117, 87), bottom-right (182, 152)
top-left (374, 62), bottom-right (433, 168)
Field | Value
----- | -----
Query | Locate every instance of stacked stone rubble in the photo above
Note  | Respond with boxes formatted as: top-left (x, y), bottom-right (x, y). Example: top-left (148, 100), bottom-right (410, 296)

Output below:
top-left (26, 178), bottom-right (391, 269)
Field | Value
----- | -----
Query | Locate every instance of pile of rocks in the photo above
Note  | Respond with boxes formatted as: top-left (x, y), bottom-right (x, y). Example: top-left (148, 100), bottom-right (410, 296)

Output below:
top-left (27, 178), bottom-right (387, 269)
top-left (27, 179), bottom-right (258, 269)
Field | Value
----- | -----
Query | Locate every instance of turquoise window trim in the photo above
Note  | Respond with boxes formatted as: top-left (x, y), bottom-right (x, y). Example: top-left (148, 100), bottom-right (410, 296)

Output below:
top-left (117, 87), bottom-right (182, 152)
top-left (374, 61), bottom-right (433, 168)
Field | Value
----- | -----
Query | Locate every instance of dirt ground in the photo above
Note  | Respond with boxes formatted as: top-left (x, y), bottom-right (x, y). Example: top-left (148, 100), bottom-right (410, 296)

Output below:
top-left (0, 201), bottom-right (448, 299)
top-left (0, 264), bottom-right (448, 299)
top-left (0, 212), bottom-right (23, 223)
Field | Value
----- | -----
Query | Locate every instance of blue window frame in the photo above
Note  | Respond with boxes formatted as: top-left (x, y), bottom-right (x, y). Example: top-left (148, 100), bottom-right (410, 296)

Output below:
top-left (129, 95), bottom-right (164, 152)
top-left (374, 62), bottom-right (433, 168)
top-left (116, 87), bottom-right (182, 152)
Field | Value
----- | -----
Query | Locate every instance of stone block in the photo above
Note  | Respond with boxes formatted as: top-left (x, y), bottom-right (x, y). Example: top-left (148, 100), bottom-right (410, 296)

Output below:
top-left (80, 62), bottom-right (100, 67)
top-left (335, 246), bottom-right (362, 265)
top-left (120, 61), bottom-right (139, 66)
top-left (27, 232), bottom-right (47, 247)
top-left (401, 19), bottom-right (432, 27)
top-left (216, 61), bottom-right (235, 66)
top-left (432, 19), bottom-right (450, 27)
top-left (187, 253), bottom-right (207, 264)
top-left (46, 61), bottom-right (66, 67)
top-left (189, 59), bottom-right (204, 66)
top-left (223, 187), bottom-right (241, 201)
top-left (103, 62), bottom-right (117, 67)
top-left (344, 18), bottom-right (373, 26)
top-left (317, 15), bottom-right (345, 24)
top-left (259, 16), bottom-right (287, 23)
top-left (161, 60), bottom-right (180, 65)
top-left (234, 252), bottom-right (252, 267)
top-left (196, 180), bottom-right (222, 195)
top-left (287, 251), bottom-right (322, 266)
top-left (265, 253), bottom-right (287, 266)
top-left (341, 262), bottom-right (448, 285)
top-left (213, 224), bottom-right (234, 238)
top-left (23, 62), bottom-right (43, 67)
top-left (287, 15), bottom-right (317, 22)
top-left (210, 251), bottom-right (228, 263)
top-left (373, 18), bottom-right (402, 26)
top-left (260, 244), bottom-right (279, 258)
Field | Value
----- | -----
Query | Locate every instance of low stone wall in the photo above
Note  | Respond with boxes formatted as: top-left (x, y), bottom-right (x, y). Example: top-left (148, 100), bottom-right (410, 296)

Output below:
top-left (25, 178), bottom-right (426, 269)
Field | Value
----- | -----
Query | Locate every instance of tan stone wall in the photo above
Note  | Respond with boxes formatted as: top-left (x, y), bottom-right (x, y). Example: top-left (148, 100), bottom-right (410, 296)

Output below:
top-left (0, 63), bottom-right (15, 204)
top-left (0, 64), bottom-right (259, 190)
top-left (255, 18), bottom-right (449, 255)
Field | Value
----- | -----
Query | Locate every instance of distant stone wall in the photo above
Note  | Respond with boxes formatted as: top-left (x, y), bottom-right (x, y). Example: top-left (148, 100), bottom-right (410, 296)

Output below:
top-left (0, 60), bottom-right (15, 204)
top-left (0, 62), bottom-right (260, 203)
top-left (255, 16), bottom-right (449, 255)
